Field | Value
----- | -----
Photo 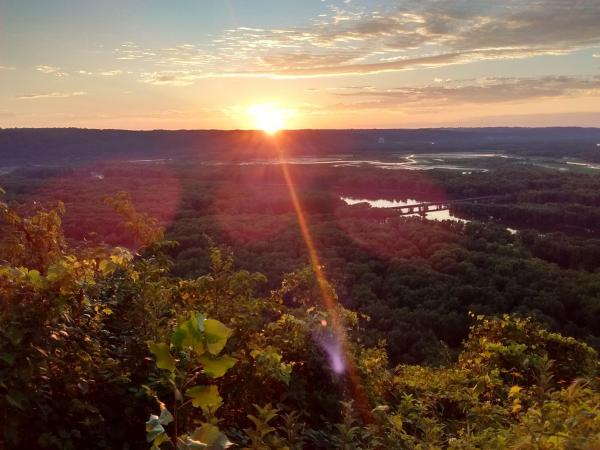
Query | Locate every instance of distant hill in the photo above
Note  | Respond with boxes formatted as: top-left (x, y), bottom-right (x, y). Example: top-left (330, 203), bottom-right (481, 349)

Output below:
top-left (1, 127), bottom-right (600, 166)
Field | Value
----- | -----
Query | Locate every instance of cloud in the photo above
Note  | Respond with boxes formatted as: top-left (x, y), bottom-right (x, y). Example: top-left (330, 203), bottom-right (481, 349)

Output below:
top-left (99, 70), bottom-right (123, 76)
top-left (114, 42), bottom-right (158, 61)
top-left (0, 65), bottom-right (15, 71)
top-left (328, 76), bottom-right (600, 109)
top-left (136, 48), bottom-right (553, 82)
top-left (120, 0), bottom-right (600, 80)
top-left (36, 65), bottom-right (69, 77)
top-left (138, 71), bottom-right (205, 86)
top-left (75, 69), bottom-right (128, 77)
top-left (17, 91), bottom-right (86, 100)
top-left (247, 48), bottom-right (557, 77)
top-left (114, 42), bottom-right (214, 67)
top-left (444, 2), bottom-right (600, 51)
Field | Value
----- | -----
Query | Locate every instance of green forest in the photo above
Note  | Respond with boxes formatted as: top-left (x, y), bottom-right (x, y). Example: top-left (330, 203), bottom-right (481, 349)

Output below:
top-left (2, 161), bottom-right (600, 449)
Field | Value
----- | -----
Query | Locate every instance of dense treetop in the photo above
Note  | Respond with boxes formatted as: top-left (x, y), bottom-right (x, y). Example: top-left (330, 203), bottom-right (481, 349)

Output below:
top-left (2, 144), bottom-right (600, 448)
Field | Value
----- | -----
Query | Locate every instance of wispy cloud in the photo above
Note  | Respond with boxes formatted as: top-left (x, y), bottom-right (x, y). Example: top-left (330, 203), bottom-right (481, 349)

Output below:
top-left (138, 48), bottom-right (563, 81)
top-left (327, 76), bottom-right (600, 110)
top-left (74, 69), bottom-right (129, 77)
top-left (99, 69), bottom-right (124, 76)
top-left (36, 65), bottom-right (69, 77)
top-left (114, 42), bottom-right (158, 61)
top-left (17, 91), bottom-right (86, 100)
top-left (118, 0), bottom-right (600, 81)
top-left (138, 71), bottom-right (206, 86)
top-left (0, 65), bottom-right (16, 71)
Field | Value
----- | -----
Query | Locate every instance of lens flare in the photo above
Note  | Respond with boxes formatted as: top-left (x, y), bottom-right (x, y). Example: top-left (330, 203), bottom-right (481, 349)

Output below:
top-left (316, 332), bottom-right (347, 375)
top-left (273, 141), bottom-right (371, 421)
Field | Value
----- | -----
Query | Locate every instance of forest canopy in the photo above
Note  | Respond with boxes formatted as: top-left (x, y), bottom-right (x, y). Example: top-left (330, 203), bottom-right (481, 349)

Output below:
top-left (1, 186), bottom-right (600, 449)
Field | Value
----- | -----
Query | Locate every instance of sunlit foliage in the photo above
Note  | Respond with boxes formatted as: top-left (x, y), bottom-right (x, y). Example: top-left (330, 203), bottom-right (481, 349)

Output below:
top-left (1, 189), bottom-right (600, 449)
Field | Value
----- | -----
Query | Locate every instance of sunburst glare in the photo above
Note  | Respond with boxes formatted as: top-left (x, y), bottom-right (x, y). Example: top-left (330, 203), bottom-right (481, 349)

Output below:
top-left (248, 103), bottom-right (293, 134)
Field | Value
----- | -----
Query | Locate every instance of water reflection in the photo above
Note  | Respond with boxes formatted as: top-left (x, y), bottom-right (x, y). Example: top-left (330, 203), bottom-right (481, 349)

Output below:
top-left (341, 197), bottom-right (419, 208)
top-left (566, 161), bottom-right (600, 170)
top-left (229, 152), bottom-right (499, 172)
top-left (341, 197), bottom-right (470, 224)
top-left (413, 209), bottom-right (470, 224)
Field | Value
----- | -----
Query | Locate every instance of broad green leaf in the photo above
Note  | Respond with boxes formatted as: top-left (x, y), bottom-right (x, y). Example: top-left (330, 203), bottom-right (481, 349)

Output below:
top-left (148, 342), bottom-right (176, 373)
top-left (185, 385), bottom-right (222, 409)
top-left (188, 423), bottom-right (233, 450)
top-left (204, 319), bottom-right (232, 355)
top-left (172, 313), bottom-right (206, 355)
top-left (198, 355), bottom-right (237, 379)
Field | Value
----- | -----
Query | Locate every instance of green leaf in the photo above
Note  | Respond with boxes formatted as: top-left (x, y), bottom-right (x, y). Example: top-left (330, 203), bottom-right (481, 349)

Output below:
top-left (509, 385), bottom-right (523, 397)
top-left (172, 313), bottom-right (206, 355)
top-left (204, 319), bottom-right (233, 355)
top-left (390, 414), bottom-right (403, 432)
top-left (148, 342), bottom-right (176, 373)
top-left (99, 259), bottom-right (117, 276)
top-left (188, 423), bottom-right (233, 450)
top-left (46, 262), bottom-right (67, 283)
top-left (146, 414), bottom-right (169, 446)
top-left (185, 385), bottom-right (222, 410)
top-left (198, 355), bottom-right (237, 379)
top-left (27, 269), bottom-right (44, 289)
top-left (152, 433), bottom-right (170, 449)
top-left (146, 406), bottom-right (173, 447)
top-left (158, 406), bottom-right (174, 425)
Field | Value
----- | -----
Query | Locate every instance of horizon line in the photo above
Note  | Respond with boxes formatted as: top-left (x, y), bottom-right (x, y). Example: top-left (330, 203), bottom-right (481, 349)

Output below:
top-left (2, 126), bottom-right (600, 132)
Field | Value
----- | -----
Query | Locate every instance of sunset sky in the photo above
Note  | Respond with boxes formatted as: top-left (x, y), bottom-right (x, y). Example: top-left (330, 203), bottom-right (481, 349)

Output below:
top-left (1, 0), bottom-right (600, 129)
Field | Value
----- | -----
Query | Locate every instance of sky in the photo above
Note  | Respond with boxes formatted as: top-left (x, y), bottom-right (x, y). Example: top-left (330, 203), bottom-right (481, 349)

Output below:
top-left (1, 0), bottom-right (600, 129)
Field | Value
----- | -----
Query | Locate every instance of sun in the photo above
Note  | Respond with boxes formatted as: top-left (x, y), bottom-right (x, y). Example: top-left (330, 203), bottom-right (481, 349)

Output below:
top-left (248, 103), bottom-right (291, 135)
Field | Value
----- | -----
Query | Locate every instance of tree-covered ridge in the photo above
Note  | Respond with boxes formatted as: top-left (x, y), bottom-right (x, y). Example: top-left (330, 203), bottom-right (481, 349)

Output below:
top-left (3, 163), bottom-right (600, 367)
top-left (1, 190), bottom-right (600, 449)
top-left (2, 128), bottom-right (600, 166)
